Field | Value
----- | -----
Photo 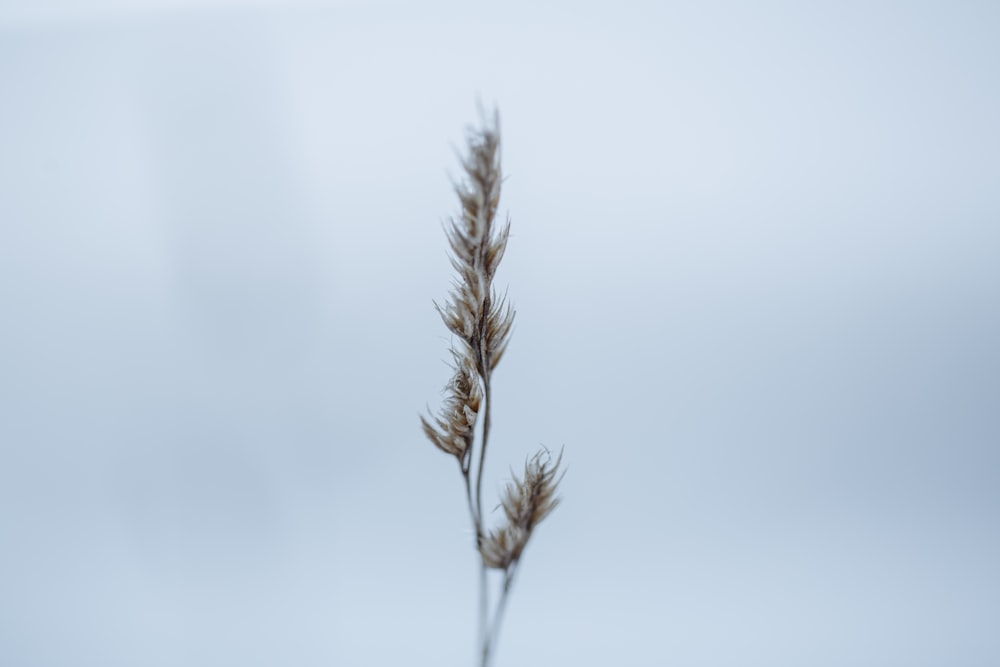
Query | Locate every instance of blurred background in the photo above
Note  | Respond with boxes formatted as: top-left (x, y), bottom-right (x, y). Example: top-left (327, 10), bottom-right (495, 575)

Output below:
top-left (1, 1), bottom-right (998, 665)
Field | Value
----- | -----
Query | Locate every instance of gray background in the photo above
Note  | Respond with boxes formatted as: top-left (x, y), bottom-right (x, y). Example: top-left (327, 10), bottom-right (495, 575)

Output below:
top-left (1, 1), bottom-right (998, 665)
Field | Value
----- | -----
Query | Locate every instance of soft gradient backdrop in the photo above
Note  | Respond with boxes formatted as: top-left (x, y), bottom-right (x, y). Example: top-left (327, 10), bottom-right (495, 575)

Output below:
top-left (1, 1), bottom-right (998, 665)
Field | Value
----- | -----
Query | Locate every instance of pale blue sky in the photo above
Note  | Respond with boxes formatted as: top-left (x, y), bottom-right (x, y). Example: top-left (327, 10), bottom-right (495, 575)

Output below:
top-left (1, 2), bottom-right (998, 665)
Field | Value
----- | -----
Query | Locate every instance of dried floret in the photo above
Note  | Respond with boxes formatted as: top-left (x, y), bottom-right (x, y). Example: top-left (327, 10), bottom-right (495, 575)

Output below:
top-left (481, 448), bottom-right (564, 570)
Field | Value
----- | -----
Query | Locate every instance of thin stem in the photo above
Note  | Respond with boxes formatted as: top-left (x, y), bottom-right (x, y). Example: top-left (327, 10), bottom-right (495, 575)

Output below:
top-left (476, 376), bottom-right (491, 526)
top-left (475, 377), bottom-right (492, 665)
top-left (462, 467), bottom-right (479, 535)
top-left (478, 560), bottom-right (488, 662)
top-left (460, 466), bottom-right (487, 651)
top-left (481, 562), bottom-right (519, 667)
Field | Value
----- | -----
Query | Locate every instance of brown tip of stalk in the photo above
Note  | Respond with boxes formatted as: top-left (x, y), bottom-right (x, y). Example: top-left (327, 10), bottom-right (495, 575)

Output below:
top-left (480, 448), bottom-right (564, 570)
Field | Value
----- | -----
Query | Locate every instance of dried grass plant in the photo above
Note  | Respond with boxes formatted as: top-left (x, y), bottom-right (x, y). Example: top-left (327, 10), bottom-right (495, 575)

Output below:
top-left (421, 110), bottom-right (564, 667)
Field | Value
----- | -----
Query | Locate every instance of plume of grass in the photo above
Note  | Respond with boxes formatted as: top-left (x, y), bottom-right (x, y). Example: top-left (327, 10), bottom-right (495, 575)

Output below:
top-left (421, 109), bottom-right (564, 667)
